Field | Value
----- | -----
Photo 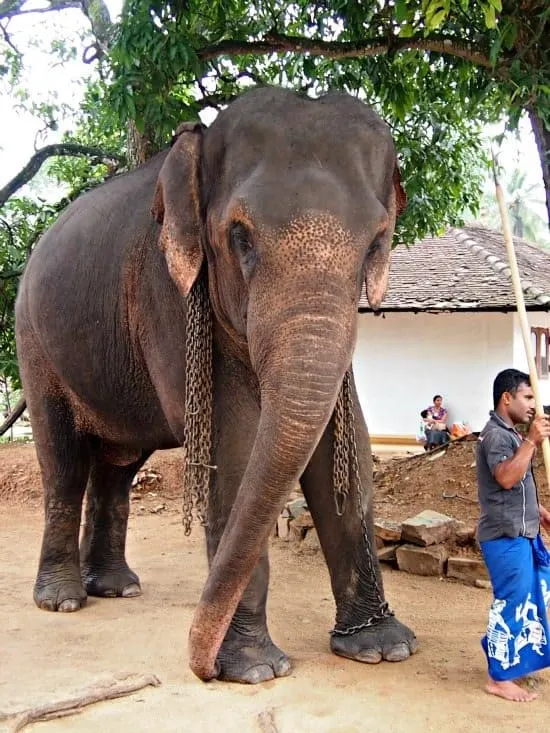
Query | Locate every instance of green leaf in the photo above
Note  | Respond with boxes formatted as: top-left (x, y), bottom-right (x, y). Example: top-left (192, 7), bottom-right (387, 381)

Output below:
top-left (483, 4), bottom-right (497, 29)
top-left (394, 0), bottom-right (409, 23)
top-left (426, 8), bottom-right (447, 29)
top-left (398, 23), bottom-right (415, 37)
top-left (501, 20), bottom-right (518, 50)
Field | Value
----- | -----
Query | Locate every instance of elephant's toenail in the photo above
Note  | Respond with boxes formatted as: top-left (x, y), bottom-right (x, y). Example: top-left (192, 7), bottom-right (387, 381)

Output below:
top-left (59, 598), bottom-right (82, 613)
top-left (384, 642), bottom-right (410, 662)
top-left (122, 583), bottom-right (141, 598)
top-left (357, 649), bottom-right (382, 664)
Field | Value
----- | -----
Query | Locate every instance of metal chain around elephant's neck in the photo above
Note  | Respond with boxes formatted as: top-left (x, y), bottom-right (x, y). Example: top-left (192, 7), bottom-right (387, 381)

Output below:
top-left (182, 269), bottom-right (215, 536)
top-left (331, 371), bottom-right (394, 636)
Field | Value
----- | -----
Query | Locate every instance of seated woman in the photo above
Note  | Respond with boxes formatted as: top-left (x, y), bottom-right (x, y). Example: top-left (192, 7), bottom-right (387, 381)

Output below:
top-left (424, 394), bottom-right (449, 450)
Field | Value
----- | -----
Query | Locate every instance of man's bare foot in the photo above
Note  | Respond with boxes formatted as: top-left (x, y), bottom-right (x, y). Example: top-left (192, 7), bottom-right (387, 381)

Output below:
top-left (485, 678), bottom-right (537, 702)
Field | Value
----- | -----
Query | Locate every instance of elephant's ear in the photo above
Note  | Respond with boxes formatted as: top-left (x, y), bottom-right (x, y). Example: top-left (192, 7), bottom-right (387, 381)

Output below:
top-left (364, 164), bottom-right (407, 310)
top-left (151, 121), bottom-right (205, 298)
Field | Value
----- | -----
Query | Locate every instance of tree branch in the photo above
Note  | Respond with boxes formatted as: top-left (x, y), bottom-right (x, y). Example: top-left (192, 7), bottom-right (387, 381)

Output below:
top-left (0, 268), bottom-right (24, 279)
top-left (79, 0), bottom-right (113, 60)
top-left (0, 217), bottom-right (15, 249)
top-left (0, 0), bottom-right (80, 20)
top-left (527, 105), bottom-right (550, 230)
top-left (196, 31), bottom-right (493, 69)
top-left (194, 91), bottom-right (239, 109)
top-left (0, 19), bottom-right (20, 54)
top-left (7, 673), bottom-right (161, 732)
top-left (0, 143), bottom-right (125, 209)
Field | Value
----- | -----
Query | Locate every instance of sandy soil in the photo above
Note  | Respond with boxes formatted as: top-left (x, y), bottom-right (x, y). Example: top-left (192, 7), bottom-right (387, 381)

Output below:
top-left (1, 442), bottom-right (549, 732)
top-left (374, 434), bottom-right (550, 525)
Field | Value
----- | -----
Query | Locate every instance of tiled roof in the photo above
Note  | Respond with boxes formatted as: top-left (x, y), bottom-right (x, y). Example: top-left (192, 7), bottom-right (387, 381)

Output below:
top-left (359, 224), bottom-right (550, 312)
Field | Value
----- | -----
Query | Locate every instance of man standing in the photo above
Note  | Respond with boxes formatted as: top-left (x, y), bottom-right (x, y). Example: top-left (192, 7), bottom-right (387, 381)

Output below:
top-left (477, 368), bottom-right (550, 702)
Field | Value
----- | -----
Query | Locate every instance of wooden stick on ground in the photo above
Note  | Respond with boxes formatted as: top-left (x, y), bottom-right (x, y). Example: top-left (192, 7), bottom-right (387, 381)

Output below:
top-left (6, 673), bottom-right (161, 733)
top-left (492, 152), bottom-right (550, 488)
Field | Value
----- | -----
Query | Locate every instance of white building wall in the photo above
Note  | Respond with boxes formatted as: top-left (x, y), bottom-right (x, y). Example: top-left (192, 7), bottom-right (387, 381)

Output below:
top-left (353, 311), bottom-right (514, 437)
top-left (512, 311), bottom-right (550, 404)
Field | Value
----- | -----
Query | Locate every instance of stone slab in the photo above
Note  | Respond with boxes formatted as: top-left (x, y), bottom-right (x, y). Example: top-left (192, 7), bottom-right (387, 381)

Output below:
top-left (401, 510), bottom-right (457, 547)
top-left (377, 544), bottom-right (399, 563)
top-left (396, 544), bottom-right (448, 577)
top-left (277, 515), bottom-right (290, 541)
top-left (289, 522), bottom-right (306, 543)
top-left (374, 520), bottom-right (402, 542)
top-left (455, 525), bottom-right (477, 546)
top-left (447, 556), bottom-right (489, 585)
top-left (286, 498), bottom-right (308, 519)
top-left (293, 510), bottom-right (314, 529)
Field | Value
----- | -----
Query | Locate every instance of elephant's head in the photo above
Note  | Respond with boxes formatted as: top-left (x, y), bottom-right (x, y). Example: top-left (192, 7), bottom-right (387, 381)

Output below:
top-left (151, 87), bottom-right (406, 680)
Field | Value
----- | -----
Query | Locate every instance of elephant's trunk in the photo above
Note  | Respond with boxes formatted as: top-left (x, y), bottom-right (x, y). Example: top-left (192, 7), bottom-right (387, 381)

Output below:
top-left (189, 289), bottom-right (357, 680)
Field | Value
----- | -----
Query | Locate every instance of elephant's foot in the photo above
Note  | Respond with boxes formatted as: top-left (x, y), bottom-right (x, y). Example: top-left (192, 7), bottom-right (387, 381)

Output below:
top-left (81, 562), bottom-right (141, 598)
top-left (330, 615), bottom-right (418, 664)
top-left (34, 569), bottom-right (87, 612)
top-left (216, 625), bottom-right (292, 684)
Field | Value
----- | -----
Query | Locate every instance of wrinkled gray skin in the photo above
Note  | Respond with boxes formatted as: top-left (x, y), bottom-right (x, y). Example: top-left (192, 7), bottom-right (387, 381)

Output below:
top-left (15, 87), bottom-right (416, 684)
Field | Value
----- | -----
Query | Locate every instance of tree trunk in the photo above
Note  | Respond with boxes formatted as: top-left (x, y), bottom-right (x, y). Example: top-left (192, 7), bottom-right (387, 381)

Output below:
top-left (528, 106), bottom-right (550, 232)
top-left (126, 120), bottom-right (159, 169)
top-left (78, 0), bottom-right (157, 170)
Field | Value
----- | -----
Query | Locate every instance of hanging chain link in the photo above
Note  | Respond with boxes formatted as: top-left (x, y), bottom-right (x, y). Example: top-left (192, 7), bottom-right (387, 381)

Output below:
top-left (332, 378), bottom-right (350, 516)
top-left (330, 370), bottom-right (394, 637)
top-left (182, 269), bottom-right (215, 536)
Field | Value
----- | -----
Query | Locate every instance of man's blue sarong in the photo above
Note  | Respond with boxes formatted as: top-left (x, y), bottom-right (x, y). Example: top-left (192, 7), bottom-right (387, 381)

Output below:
top-left (481, 534), bottom-right (550, 681)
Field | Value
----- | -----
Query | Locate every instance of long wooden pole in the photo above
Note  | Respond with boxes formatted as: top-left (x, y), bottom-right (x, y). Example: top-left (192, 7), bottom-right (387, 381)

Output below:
top-left (492, 153), bottom-right (550, 486)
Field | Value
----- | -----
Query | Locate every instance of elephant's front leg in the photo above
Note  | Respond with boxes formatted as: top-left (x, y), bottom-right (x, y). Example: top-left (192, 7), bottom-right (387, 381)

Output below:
top-left (300, 376), bottom-right (417, 664)
top-left (206, 355), bottom-right (291, 683)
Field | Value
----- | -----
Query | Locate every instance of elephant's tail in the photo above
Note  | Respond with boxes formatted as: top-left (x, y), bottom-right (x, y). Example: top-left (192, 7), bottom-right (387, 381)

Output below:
top-left (0, 397), bottom-right (27, 436)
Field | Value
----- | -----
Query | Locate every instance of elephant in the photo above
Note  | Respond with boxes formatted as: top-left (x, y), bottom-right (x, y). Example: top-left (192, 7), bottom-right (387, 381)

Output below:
top-left (15, 86), bottom-right (417, 684)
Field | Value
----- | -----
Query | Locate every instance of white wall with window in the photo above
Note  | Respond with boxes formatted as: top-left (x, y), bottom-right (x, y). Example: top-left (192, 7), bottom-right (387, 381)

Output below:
top-left (513, 312), bottom-right (550, 402)
top-left (353, 310), bottom-right (521, 440)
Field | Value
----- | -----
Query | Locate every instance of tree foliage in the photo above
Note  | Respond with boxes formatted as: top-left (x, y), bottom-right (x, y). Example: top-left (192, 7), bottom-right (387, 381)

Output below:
top-left (1, 0), bottom-right (550, 389)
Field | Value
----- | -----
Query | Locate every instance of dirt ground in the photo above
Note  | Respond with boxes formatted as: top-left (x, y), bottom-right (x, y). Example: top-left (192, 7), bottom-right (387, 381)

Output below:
top-left (1, 440), bottom-right (550, 733)
top-left (374, 434), bottom-right (550, 525)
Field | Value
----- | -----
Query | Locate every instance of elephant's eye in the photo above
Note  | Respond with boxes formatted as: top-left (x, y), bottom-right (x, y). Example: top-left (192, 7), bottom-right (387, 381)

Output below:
top-left (229, 222), bottom-right (253, 257)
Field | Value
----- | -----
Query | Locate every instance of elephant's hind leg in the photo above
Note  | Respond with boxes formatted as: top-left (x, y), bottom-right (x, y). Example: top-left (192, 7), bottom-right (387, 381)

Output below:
top-left (80, 452), bottom-right (148, 598)
top-left (31, 393), bottom-right (90, 613)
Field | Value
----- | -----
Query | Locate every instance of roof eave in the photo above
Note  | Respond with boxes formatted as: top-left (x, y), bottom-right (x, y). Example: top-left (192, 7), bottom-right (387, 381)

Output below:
top-left (358, 304), bottom-right (550, 314)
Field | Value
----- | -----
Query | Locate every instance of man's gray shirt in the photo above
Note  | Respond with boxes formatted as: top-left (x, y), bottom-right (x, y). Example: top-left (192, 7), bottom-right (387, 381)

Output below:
top-left (476, 410), bottom-right (539, 542)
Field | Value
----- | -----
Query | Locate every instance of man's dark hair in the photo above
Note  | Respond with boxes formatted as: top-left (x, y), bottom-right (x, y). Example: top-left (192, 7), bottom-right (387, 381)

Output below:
top-left (420, 409), bottom-right (428, 418)
top-left (493, 369), bottom-right (530, 409)
top-left (433, 394), bottom-right (442, 402)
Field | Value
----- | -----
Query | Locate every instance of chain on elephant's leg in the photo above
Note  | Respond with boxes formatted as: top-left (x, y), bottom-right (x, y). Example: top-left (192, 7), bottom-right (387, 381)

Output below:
top-left (331, 371), bottom-right (417, 663)
top-left (331, 371), bottom-right (393, 633)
